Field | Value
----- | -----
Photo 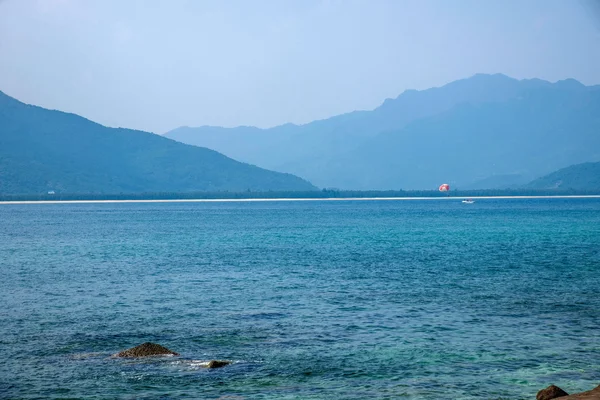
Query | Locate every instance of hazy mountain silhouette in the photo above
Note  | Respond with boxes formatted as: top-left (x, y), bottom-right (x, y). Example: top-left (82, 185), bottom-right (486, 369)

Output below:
top-left (0, 91), bottom-right (316, 194)
top-left (166, 74), bottom-right (600, 190)
top-left (525, 161), bottom-right (600, 190)
top-left (460, 174), bottom-right (530, 190)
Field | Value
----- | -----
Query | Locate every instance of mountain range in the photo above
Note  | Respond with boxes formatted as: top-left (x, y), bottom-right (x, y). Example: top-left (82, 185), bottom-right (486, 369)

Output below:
top-left (0, 91), bottom-right (316, 194)
top-left (166, 74), bottom-right (600, 190)
top-left (2, 73), bottom-right (599, 195)
top-left (525, 161), bottom-right (600, 190)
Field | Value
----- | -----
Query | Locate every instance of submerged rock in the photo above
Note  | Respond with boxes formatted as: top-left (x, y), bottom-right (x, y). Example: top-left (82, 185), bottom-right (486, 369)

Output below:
top-left (206, 360), bottom-right (231, 369)
top-left (115, 342), bottom-right (179, 358)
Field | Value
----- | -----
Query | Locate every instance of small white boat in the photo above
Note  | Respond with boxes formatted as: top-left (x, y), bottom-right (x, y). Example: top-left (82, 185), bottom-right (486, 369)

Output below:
top-left (462, 199), bottom-right (475, 204)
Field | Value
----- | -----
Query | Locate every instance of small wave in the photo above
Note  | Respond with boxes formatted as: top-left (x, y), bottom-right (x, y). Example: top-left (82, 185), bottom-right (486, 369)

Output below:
top-left (69, 352), bottom-right (108, 360)
top-left (168, 359), bottom-right (247, 370)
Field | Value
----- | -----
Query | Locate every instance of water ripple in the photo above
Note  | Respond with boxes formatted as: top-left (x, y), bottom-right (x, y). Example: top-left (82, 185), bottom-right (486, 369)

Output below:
top-left (1, 199), bottom-right (599, 399)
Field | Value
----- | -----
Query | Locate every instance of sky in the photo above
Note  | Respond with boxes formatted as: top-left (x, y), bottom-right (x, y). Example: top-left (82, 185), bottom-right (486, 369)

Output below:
top-left (0, 0), bottom-right (599, 133)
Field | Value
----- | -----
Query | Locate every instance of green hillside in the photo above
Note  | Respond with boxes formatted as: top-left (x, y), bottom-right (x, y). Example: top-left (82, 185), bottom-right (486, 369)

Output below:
top-left (525, 162), bottom-right (600, 190)
top-left (0, 91), bottom-right (316, 194)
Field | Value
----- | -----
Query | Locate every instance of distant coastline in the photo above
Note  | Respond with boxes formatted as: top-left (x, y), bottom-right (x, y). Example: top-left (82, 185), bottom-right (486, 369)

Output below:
top-left (1, 191), bottom-right (600, 205)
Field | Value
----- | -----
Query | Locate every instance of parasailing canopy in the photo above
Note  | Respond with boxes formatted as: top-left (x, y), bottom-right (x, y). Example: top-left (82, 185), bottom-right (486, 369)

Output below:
top-left (439, 183), bottom-right (450, 192)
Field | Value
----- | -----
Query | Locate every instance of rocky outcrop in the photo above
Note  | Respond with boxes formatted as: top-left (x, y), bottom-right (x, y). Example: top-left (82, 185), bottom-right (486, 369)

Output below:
top-left (537, 385), bottom-right (600, 400)
top-left (112, 343), bottom-right (232, 368)
top-left (206, 360), bottom-right (231, 369)
top-left (537, 385), bottom-right (569, 400)
top-left (115, 342), bottom-right (179, 357)
top-left (560, 385), bottom-right (600, 399)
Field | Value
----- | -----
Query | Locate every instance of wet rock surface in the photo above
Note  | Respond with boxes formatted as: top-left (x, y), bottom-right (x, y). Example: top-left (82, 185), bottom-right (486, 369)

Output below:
top-left (206, 360), bottom-right (231, 369)
top-left (537, 385), bottom-right (569, 400)
top-left (115, 342), bottom-right (179, 357)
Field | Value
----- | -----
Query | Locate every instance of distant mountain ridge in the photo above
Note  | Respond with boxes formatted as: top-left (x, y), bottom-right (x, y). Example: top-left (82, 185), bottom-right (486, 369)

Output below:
top-left (0, 91), bottom-right (316, 194)
top-left (525, 161), bottom-right (600, 190)
top-left (165, 74), bottom-right (600, 190)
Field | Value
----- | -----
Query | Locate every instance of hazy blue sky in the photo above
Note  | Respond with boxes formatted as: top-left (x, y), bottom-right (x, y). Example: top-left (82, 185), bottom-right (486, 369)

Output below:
top-left (1, 0), bottom-right (599, 133)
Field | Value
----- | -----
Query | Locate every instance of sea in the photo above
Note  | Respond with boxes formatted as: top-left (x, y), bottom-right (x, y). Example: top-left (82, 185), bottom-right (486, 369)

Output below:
top-left (1, 198), bottom-right (599, 399)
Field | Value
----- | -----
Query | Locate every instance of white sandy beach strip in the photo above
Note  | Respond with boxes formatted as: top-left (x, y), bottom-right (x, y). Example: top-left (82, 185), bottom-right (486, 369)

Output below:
top-left (1, 195), bottom-right (600, 205)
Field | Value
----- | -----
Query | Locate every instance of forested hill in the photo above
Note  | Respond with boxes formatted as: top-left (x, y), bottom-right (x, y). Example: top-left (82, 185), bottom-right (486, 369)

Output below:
top-left (525, 162), bottom-right (600, 190)
top-left (0, 90), bottom-right (316, 194)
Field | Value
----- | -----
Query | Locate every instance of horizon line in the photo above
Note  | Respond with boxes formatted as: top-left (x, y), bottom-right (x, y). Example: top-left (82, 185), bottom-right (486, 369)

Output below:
top-left (2, 195), bottom-right (600, 205)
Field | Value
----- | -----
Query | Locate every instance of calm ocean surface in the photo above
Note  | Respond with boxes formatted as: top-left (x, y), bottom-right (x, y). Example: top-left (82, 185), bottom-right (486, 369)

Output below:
top-left (1, 199), bottom-right (599, 399)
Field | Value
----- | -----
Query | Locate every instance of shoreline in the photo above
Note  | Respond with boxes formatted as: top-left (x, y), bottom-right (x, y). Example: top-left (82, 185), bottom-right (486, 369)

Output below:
top-left (2, 194), bottom-right (600, 205)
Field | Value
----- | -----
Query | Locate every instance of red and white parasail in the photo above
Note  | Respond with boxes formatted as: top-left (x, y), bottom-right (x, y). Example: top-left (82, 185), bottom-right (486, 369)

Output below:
top-left (439, 183), bottom-right (450, 192)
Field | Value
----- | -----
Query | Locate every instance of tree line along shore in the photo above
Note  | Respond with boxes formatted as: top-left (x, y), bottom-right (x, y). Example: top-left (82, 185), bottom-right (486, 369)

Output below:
top-left (1, 188), bottom-right (599, 202)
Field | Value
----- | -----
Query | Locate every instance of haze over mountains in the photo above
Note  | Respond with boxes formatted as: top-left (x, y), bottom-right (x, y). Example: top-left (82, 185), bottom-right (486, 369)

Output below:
top-left (1, 73), bottom-right (599, 196)
top-left (166, 74), bottom-right (600, 190)
top-left (0, 91), bottom-right (316, 194)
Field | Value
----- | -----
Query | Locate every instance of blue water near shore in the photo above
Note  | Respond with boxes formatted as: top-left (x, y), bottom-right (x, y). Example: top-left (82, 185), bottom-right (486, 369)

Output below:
top-left (1, 199), bottom-right (599, 399)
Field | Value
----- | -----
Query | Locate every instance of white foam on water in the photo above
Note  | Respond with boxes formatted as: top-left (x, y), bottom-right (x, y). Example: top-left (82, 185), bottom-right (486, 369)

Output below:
top-left (168, 359), bottom-right (243, 370)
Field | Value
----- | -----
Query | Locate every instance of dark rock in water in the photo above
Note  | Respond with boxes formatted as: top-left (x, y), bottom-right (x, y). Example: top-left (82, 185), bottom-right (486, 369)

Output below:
top-left (537, 385), bottom-right (569, 400)
top-left (537, 384), bottom-right (600, 400)
top-left (115, 342), bottom-right (179, 358)
top-left (206, 360), bottom-right (231, 369)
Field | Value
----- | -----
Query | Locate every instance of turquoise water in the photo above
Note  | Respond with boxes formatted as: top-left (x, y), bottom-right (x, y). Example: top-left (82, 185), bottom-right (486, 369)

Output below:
top-left (1, 199), bottom-right (599, 399)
